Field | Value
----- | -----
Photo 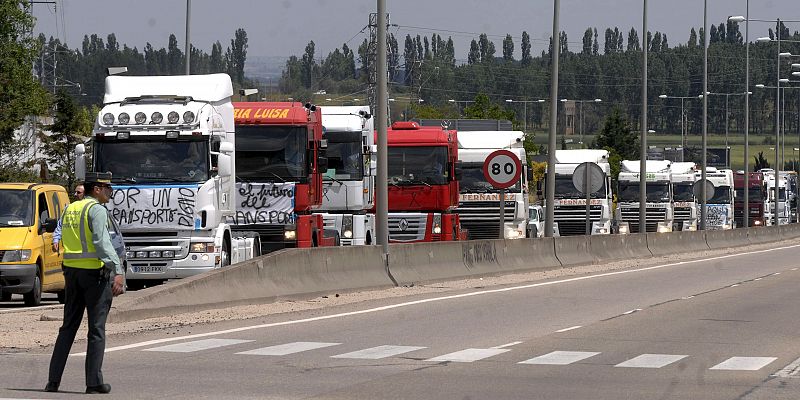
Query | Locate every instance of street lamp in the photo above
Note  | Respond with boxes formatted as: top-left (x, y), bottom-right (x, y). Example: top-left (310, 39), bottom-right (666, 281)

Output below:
top-left (705, 91), bottom-right (750, 166)
top-left (505, 99), bottom-right (547, 132)
top-left (545, 0), bottom-right (561, 238)
top-left (728, 6), bottom-right (751, 227)
top-left (658, 94), bottom-right (703, 149)
top-left (570, 98), bottom-right (602, 147)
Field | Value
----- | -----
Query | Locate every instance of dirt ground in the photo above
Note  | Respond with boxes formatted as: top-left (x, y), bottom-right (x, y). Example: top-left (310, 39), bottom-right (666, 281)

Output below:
top-left (0, 240), bottom-right (787, 352)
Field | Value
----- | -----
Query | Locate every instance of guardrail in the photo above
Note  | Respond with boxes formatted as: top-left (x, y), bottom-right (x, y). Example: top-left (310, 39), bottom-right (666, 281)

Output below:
top-left (109, 225), bottom-right (800, 322)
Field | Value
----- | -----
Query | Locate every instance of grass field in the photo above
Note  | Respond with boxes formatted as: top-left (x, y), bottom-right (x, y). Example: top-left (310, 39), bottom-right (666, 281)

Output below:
top-left (531, 131), bottom-right (800, 171)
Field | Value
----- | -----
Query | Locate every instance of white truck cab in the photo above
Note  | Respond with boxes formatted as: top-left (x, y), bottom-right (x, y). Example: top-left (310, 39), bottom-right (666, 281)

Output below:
top-left (551, 149), bottom-right (613, 236)
top-left (697, 167), bottom-right (734, 230)
top-left (616, 160), bottom-right (674, 233)
top-left (671, 162), bottom-right (698, 231)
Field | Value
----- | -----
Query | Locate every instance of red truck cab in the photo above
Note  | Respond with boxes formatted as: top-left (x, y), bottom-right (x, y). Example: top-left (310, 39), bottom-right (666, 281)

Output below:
top-left (383, 121), bottom-right (463, 242)
top-left (734, 171), bottom-right (766, 227)
top-left (231, 102), bottom-right (334, 252)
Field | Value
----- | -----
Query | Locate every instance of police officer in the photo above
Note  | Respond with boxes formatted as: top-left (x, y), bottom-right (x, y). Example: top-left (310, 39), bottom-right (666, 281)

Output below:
top-left (45, 172), bottom-right (124, 394)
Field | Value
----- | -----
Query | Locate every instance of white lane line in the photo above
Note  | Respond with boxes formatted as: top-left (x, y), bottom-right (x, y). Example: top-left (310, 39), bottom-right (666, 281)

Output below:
top-left (623, 308), bottom-right (642, 315)
top-left (615, 354), bottom-right (688, 368)
top-left (519, 351), bottom-right (600, 365)
top-left (681, 295), bottom-right (695, 299)
top-left (236, 341), bottom-right (339, 356)
top-left (80, 243), bottom-right (800, 356)
top-left (754, 278), bottom-right (762, 281)
top-left (492, 341), bottom-right (523, 349)
top-left (773, 272), bottom-right (781, 276)
top-left (426, 348), bottom-right (510, 363)
top-left (772, 356), bottom-right (800, 377)
top-left (331, 345), bottom-right (426, 359)
top-left (730, 284), bottom-right (740, 287)
top-left (555, 326), bottom-right (582, 333)
top-left (143, 339), bottom-right (253, 353)
top-left (711, 357), bottom-right (778, 371)
top-left (791, 268), bottom-right (798, 271)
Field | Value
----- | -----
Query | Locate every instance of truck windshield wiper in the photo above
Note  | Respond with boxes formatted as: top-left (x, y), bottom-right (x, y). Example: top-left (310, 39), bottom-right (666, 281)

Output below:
top-left (111, 176), bottom-right (137, 184)
top-left (324, 175), bottom-right (343, 185)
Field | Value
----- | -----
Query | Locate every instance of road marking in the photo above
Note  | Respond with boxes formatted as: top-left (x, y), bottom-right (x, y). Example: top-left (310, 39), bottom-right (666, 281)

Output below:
top-left (143, 339), bottom-right (253, 353)
top-left (79, 243), bottom-right (800, 356)
top-left (730, 284), bottom-right (740, 287)
top-left (711, 357), bottom-right (778, 371)
top-left (772, 356), bottom-right (800, 377)
top-left (681, 295), bottom-right (695, 299)
top-left (754, 278), bottom-right (762, 281)
top-left (615, 354), bottom-right (688, 368)
top-left (791, 268), bottom-right (798, 271)
top-left (426, 348), bottom-right (510, 363)
top-left (773, 272), bottom-right (781, 275)
top-left (491, 341), bottom-right (523, 349)
top-left (555, 326), bottom-right (582, 333)
top-left (519, 351), bottom-right (600, 365)
top-left (236, 342), bottom-right (339, 356)
top-left (623, 308), bottom-right (642, 315)
top-left (331, 345), bottom-right (426, 359)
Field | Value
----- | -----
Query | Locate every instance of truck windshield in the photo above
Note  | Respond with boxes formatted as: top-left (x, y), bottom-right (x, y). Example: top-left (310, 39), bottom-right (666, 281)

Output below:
top-left (323, 134), bottom-right (363, 181)
top-left (459, 163), bottom-right (520, 193)
top-left (95, 139), bottom-right (209, 183)
top-left (236, 125), bottom-right (307, 181)
top-left (735, 187), bottom-right (763, 201)
top-left (388, 146), bottom-right (448, 185)
top-left (554, 175), bottom-right (605, 199)
top-left (673, 183), bottom-right (695, 201)
top-left (768, 187), bottom-right (786, 201)
top-left (0, 190), bottom-right (33, 227)
top-left (618, 181), bottom-right (671, 202)
top-left (708, 186), bottom-right (732, 204)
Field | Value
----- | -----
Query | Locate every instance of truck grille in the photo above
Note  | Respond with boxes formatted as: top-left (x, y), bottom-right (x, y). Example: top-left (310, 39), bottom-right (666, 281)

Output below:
top-left (388, 214), bottom-right (427, 242)
top-left (620, 207), bottom-right (668, 233)
top-left (674, 207), bottom-right (692, 222)
top-left (232, 224), bottom-right (285, 242)
top-left (455, 201), bottom-right (515, 239)
top-left (554, 205), bottom-right (602, 236)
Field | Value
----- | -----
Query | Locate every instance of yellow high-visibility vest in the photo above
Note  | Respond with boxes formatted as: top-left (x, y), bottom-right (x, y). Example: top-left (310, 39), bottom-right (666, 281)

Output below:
top-left (62, 198), bottom-right (103, 269)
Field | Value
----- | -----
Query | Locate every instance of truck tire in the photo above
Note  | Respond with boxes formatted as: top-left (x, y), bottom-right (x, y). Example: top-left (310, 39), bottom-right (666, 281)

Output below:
top-left (221, 239), bottom-right (231, 267)
top-left (23, 267), bottom-right (42, 307)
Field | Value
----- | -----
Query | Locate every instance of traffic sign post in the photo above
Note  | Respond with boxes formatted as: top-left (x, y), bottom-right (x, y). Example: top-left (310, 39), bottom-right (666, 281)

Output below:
top-left (483, 150), bottom-right (523, 239)
top-left (573, 162), bottom-right (605, 235)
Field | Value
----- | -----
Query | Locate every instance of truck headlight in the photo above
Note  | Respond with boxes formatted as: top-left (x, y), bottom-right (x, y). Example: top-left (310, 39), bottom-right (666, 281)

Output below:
top-left (135, 251), bottom-right (148, 258)
top-left (682, 221), bottom-right (697, 231)
top-left (284, 229), bottom-right (297, 240)
top-left (1, 249), bottom-right (32, 262)
top-left (190, 242), bottom-right (214, 253)
top-left (162, 250), bottom-right (175, 258)
top-left (342, 215), bottom-right (353, 238)
top-left (617, 223), bottom-right (630, 235)
top-left (432, 214), bottom-right (442, 234)
top-left (657, 221), bottom-right (672, 233)
top-left (148, 251), bottom-right (162, 258)
top-left (591, 221), bottom-right (609, 235)
top-left (754, 220), bottom-right (762, 226)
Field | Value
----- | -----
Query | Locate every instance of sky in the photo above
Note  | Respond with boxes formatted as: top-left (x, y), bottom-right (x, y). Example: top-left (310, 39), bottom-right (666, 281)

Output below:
top-left (32, 0), bottom-right (800, 62)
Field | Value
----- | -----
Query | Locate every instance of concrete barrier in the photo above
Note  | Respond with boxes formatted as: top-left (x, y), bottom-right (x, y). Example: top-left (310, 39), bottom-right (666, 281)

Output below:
top-left (493, 237), bottom-right (561, 274)
top-left (705, 228), bottom-right (750, 249)
top-left (554, 235), bottom-right (594, 266)
top-left (109, 245), bottom-right (394, 322)
top-left (590, 233), bottom-right (651, 263)
top-left (747, 225), bottom-right (779, 245)
top-left (387, 241), bottom-right (474, 286)
top-left (647, 230), bottom-right (709, 257)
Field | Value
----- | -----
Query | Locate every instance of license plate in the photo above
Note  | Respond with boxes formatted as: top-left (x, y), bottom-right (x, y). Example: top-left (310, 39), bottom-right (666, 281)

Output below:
top-left (132, 265), bottom-right (165, 273)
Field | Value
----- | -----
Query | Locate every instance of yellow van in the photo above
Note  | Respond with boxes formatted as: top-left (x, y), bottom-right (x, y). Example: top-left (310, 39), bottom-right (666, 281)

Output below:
top-left (0, 183), bottom-right (69, 306)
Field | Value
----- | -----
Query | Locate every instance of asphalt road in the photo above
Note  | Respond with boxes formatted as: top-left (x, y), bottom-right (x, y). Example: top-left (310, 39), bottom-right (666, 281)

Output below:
top-left (2, 243), bottom-right (799, 400)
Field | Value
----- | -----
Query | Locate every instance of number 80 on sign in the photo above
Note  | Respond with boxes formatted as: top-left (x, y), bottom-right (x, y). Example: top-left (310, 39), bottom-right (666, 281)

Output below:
top-left (482, 149), bottom-right (522, 189)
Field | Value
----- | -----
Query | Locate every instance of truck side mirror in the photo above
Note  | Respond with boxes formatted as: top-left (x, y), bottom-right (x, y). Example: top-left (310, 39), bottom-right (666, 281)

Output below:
top-left (217, 154), bottom-right (232, 177)
top-left (75, 143), bottom-right (86, 181)
top-left (318, 156), bottom-right (329, 174)
top-left (453, 162), bottom-right (463, 181)
top-left (218, 141), bottom-right (234, 154)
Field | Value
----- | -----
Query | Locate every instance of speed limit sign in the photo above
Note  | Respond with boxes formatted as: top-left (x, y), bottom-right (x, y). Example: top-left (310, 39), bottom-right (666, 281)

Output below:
top-left (482, 149), bottom-right (522, 189)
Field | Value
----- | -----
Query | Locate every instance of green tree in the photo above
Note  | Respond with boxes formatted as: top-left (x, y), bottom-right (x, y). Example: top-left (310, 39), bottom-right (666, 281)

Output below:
top-left (39, 91), bottom-right (92, 188)
top-left (627, 28), bottom-right (640, 51)
top-left (0, 0), bottom-right (51, 148)
top-left (462, 93), bottom-right (515, 121)
top-left (753, 151), bottom-right (770, 171)
top-left (582, 28), bottom-right (593, 55)
top-left (502, 34), bottom-right (514, 61)
top-left (226, 28), bottom-right (248, 86)
top-left (594, 108), bottom-right (639, 161)
top-left (521, 31), bottom-right (532, 65)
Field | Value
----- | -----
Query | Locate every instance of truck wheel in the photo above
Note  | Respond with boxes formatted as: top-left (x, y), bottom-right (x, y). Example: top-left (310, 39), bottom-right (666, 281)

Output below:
top-left (220, 240), bottom-right (231, 267)
top-left (23, 268), bottom-right (42, 307)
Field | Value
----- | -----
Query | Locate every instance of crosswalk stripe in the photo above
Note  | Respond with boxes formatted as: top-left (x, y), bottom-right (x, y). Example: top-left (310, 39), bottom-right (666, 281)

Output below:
top-left (143, 339), bottom-right (254, 353)
top-left (236, 342), bottom-right (340, 356)
top-left (331, 345), bottom-right (427, 360)
top-left (615, 354), bottom-right (688, 368)
top-left (519, 351), bottom-right (601, 365)
top-left (426, 348), bottom-right (510, 363)
top-left (710, 357), bottom-right (778, 371)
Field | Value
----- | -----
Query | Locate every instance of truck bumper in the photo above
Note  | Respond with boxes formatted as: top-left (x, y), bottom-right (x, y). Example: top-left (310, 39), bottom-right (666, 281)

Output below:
top-left (0, 263), bottom-right (37, 294)
top-left (126, 252), bottom-right (219, 280)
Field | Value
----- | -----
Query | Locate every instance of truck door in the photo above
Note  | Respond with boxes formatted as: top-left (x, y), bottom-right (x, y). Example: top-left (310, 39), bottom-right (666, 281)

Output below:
top-left (37, 192), bottom-right (59, 284)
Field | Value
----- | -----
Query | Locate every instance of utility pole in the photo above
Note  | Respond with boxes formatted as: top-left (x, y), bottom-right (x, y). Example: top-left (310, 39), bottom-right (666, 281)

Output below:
top-left (639, 0), bottom-right (648, 233)
top-left (544, 0), bottom-right (560, 238)
top-left (376, 0), bottom-right (390, 265)
top-left (185, 0), bottom-right (191, 75)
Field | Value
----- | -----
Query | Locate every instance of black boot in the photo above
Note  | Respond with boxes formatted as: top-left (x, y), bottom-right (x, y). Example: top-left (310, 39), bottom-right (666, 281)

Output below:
top-left (85, 383), bottom-right (111, 394)
top-left (44, 382), bottom-right (59, 392)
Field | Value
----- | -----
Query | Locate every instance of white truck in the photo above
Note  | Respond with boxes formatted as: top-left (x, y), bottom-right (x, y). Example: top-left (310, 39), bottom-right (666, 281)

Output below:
top-left (454, 130), bottom-right (529, 239)
top-left (670, 162), bottom-right (698, 231)
top-left (698, 167), bottom-right (734, 230)
top-left (616, 160), bottom-right (674, 234)
top-left (317, 106), bottom-right (376, 245)
top-left (551, 149), bottom-right (613, 236)
top-left (761, 169), bottom-right (790, 226)
top-left (76, 73), bottom-right (258, 290)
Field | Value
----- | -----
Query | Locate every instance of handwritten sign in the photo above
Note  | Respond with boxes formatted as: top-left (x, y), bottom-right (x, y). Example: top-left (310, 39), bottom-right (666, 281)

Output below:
top-left (705, 204), bottom-right (729, 227)
top-left (108, 185), bottom-right (198, 230)
top-left (232, 182), bottom-right (296, 225)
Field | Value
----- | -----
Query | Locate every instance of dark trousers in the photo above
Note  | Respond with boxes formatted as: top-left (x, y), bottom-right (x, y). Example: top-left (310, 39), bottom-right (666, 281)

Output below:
top-left (48, 266), bottom-right (113, 387)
